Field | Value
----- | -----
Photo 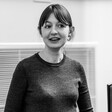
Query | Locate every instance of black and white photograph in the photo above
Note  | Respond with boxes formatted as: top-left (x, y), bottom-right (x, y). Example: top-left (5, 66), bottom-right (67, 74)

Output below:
top-left (0, 0), bottom-right (112, 112)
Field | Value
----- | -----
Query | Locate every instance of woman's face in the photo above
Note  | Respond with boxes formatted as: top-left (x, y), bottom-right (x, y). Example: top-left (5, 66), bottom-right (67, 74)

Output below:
top-left (41, 13), bottom-right (70, 50)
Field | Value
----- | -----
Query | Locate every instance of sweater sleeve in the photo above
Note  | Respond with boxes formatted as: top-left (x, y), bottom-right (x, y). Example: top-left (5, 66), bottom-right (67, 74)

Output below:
top-left (4, 61), bottom-right (27, 112)
top-left (77, 63), bottom-right (93, 112)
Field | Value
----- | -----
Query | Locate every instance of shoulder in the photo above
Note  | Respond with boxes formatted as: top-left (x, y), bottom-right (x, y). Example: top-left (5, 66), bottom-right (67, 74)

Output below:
top-left (65, 56), bottom-right (84, 70)
top-left (65, 56), bottom-right (85, 78)
top-left (16, 53), bottom-right (38, 71)
top-left (21, 53), bottom-right (37, 63)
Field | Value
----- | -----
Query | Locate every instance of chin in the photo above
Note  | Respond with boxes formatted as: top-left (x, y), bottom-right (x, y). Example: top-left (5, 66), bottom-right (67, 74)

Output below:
top-left (47, 44), bottom-right (65, 50)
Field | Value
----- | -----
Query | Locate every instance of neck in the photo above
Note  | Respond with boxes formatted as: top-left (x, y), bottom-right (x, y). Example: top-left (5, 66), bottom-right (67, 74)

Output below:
top-left (39, 47), bottom-right (64, 63)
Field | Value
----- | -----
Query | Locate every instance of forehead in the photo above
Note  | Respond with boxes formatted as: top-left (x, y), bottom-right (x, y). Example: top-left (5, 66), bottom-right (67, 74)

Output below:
top-left (45, 13), bottom-right (59, 24)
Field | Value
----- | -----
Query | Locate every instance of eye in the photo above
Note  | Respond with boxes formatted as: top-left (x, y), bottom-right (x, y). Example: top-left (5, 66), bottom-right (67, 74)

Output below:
top-left (44, 24), bottom-right (52, 29)
top-left (58, 23), bottom-right (66, 28)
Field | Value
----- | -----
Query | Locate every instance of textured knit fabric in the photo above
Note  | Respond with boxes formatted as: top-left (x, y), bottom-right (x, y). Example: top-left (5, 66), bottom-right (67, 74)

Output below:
top-left (4, 52), bottom-right (93, 112)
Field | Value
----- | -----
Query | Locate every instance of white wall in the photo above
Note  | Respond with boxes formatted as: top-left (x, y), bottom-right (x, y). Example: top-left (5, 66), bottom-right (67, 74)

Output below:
top-left (83, 1), bottom-right (112, 112)
top-left (1, 0), bottom-right (112, 112)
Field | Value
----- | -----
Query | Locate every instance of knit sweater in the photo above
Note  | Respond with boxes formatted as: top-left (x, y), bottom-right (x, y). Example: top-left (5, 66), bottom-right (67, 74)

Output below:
top-left (4, 52), bottom-right (93, 112)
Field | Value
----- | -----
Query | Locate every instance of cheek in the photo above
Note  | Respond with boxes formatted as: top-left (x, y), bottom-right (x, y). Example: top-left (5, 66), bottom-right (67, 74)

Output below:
top-left (41, 29), bottom-right (50, 38)
top-left (62, 27), bottom-right (69, 36)
top-left (59, 30), bottom-right (69, 38)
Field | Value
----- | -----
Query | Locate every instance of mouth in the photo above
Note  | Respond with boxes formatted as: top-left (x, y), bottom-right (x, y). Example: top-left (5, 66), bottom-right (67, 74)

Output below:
top-left (49, 37), bottom-right (61, 41)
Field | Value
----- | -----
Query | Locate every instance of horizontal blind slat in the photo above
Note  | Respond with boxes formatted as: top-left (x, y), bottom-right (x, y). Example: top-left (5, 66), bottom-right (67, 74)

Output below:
top-left (0, 50), bottom-right (19, 106)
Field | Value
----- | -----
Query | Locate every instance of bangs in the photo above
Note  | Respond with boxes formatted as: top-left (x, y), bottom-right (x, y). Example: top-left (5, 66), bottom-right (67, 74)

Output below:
top-left (38, 7), bottom-right (52, 31)
top-left (53, 5), bottom-right (72, 26)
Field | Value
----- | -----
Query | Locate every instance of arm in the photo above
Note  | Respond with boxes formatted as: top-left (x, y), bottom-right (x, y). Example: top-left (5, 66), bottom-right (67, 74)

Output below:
top-left (77, 63), bottom-right (93, 112)
top-left (4, 61), bottom-right (27, 112)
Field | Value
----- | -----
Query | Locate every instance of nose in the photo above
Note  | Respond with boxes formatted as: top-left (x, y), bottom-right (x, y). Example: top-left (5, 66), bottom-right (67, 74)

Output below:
top-left (50, 26), bottom-right (58, 35)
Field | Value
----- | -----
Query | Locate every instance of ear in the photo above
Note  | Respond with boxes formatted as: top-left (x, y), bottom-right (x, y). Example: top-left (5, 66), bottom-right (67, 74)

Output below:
top-left (67, 26), bottom-right (75, 41)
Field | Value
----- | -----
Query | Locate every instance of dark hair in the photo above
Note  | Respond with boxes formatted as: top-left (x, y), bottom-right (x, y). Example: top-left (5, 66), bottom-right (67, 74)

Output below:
top-left (38, 4), bottom-right (73, 35)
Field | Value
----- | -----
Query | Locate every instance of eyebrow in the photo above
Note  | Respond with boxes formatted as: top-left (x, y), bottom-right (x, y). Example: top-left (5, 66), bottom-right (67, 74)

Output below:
top-left (45, 21), bottom-right (51, 24)
top-left (45, 21), bottom-right (65, 25)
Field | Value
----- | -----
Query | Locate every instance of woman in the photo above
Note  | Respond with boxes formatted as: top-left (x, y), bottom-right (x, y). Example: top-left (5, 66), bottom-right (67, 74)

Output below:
top-left (4, 4), bottom-right (93, 112)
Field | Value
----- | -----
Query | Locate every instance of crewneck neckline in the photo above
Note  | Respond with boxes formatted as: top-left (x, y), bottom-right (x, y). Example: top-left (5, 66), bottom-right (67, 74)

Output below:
top-left (35, 52), bottom-right (66, 67)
